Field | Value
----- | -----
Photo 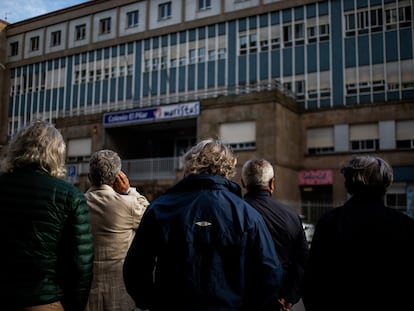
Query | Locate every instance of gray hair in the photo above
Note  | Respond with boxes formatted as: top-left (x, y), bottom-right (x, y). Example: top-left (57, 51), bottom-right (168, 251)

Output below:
top-left (1, 120), bottom-right (66, 178)
top-left (183, 138), bottom-right (237, 179)
top-left (88, 149), bottom-right (122, 186)
top-left (341, 155), bottom-right (393, 196)
top-left (242, 159), bottom-right (274, 190)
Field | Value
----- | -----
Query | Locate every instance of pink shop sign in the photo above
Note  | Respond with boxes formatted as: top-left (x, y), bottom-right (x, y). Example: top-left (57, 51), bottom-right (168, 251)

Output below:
top-left (298, 170), bottom-right (333, 185)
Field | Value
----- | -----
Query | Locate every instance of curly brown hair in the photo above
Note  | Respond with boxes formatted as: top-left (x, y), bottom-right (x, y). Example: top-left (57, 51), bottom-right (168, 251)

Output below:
top-left (183, 138), bottom-right (237, 179)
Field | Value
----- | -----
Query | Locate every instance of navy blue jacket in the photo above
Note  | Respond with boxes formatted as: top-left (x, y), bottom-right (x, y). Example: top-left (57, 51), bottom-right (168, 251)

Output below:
top-left (244, 190), bottom-right (309, 305)
top-left (124, 174), bottom-right (283, 311)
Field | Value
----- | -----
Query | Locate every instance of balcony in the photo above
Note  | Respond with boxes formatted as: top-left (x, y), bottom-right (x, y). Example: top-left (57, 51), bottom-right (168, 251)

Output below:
top-left (66, 156), bottom-right (183, 184)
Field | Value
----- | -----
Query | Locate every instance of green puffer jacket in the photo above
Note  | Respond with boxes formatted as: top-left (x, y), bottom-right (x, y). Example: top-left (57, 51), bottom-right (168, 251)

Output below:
top-left (0, 167), bottom-right (94, 311)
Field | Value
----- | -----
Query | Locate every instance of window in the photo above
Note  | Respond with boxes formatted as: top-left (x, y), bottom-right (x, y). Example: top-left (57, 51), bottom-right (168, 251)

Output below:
top-left (249, 33), bottom-right (257, 53)
top-left (294, 23), bottom-right (304, 44)
top-left (189, 49), bottom-right (196, 64)
top-left (399, 5), bottom-right (412, 27)
top-left (160, 56), bottom-right (167, 69)
top-left (295, 80), bottom-right (305, 100)
top-left (67, 138), bottom-right (92, 163)
top-left (30, 36), bottom-right (40, 51)
top-left (10, 41), bottom-right (19, 56)
top-left (198, 0), bottom-right (211, 11)
top-left (218, 48), bottom-right (226, 59)
top-left (307, 127), bottom-right (334, 154)
top-left (283, 25), bottom-right (292, 46)
top-left (104, 68), bottom-right (110, 79)
top-left (307, 26), bottom-right (317, 42)
top-left (120, 66), bottom-right (126, 76)
top-left (111, 67), bottom-right (117, 78)
top-left (198, 47), bottom-right (205, 62)
top-left (152, 58), bottom-right (159, 70)
top-left (159, 2), bottom-right (172, 20)
top-left (81, 69), bottom-right (87, 83)
top-left (145, 59), bottom-right (151, 71)
top-left (345, 13), bottom-right (356, 35)
top-left (239, 34), bottom-right (257, 55)
top-left (75, 24), bottom-right (86, 40)
top-left (319, 23), bottom-right (330, 40)
top-left (386, 183), bottom-right (407, 212)
top-left (357, 10), bottom-right (370, 34)
top-left (208, 49), bottom-right (216, 60)
top-left (96, 69), bottom-right (102, 81)
top-left (127, 10), bottom-right (139, 28)
top-left (370, 8), bottom-right (383, 32)
top-left (349, 123), bottom-right (379, 152)
top-left (396, 120), bottom-right (414, 149)
top-left (100, 17), bottom-right (111, 34)
top-left (89, 70), bottom-right (94, 82)
top-left (346, 7), bottom-right (383, 35)
top-left (260, 39), bottom-right (269, 51)
top-left (127, 64), bottom-right (134, 75)
top-left (239, 35), bottom-right (247, 54)
top-left (220, 121), bottom-right (256, 151)
top-left (51, 30), bottom-right (61, 46)
top-left (179, 56), bottom-right (186, 66)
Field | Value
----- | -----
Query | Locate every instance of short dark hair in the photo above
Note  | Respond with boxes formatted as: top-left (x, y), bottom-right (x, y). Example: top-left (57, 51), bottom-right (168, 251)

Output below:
top-left (341, 155), bottom-right (393, 196)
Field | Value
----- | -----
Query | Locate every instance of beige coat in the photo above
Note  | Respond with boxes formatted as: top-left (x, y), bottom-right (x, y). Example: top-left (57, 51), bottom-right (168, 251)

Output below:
top-left (84, 184), bottom-right (149, 311)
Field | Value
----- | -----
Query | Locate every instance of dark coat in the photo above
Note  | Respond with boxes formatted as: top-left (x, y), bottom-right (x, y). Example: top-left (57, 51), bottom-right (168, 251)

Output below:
top-left (123, 174), bottom-right (283, 311)
top-left (303, 195), bottom-right (414, 311)
top-left (0, 168), bottom-right (94, 311)
top-left (244, 189), bottom-right (309, 304)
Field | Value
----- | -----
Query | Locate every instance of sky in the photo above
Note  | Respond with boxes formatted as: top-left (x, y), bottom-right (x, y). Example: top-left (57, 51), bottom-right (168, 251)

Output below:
top-left (2, 0), bottom-right (91, 24)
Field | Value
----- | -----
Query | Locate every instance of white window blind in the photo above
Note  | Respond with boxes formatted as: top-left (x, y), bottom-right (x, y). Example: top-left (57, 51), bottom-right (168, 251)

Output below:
top-left (307, 127), bottom-right (334, 148)
top-left (387, 62), bottom-right (399, 83)
top-left (401, 59), bottom-right (414, 82)
top-left (358, 66), bottom-right (370, 82)
top-left (220, 121), bottom-right (255, 144)
top-left (67, 138), bottom-right (92, 157)
top-left (349, 124), bottom-right (378, 140)
top-left (396, 120), bottom-right (414, 139)
top-left (319, 71), bottom-right (330, 89)
top-left (346, 67), bottom-right (357, 84)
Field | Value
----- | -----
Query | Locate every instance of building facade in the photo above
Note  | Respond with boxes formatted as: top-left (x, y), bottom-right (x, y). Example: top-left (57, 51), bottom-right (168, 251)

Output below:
top-left (0, 0), bottom-right (413, 223)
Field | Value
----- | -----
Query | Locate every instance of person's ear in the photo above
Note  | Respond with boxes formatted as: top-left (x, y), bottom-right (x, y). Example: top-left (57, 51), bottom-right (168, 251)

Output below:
top-left (269, 177), bottom-right (275, 193)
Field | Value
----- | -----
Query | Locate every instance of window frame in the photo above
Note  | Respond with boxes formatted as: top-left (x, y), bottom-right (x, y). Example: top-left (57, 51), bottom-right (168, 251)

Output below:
top-left (159, 2), bottom-right (172, 20)
top-left (126, 10), bottom-right (139, 28)
top-left (99, 17), bottom-right (112, 35)
top-left (51, 30), bottom-right (61, 47)
top-left (75, 24), bottom-right (86, 41)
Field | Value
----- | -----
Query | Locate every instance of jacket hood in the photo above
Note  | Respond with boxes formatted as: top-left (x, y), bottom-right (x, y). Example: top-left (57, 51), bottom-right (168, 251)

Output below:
top-left (167, 173), bottom-right (242, 197)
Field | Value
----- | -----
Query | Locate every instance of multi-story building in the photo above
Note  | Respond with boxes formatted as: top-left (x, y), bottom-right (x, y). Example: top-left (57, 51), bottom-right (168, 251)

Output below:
top-left (0, 0), bottom-right (413, 223)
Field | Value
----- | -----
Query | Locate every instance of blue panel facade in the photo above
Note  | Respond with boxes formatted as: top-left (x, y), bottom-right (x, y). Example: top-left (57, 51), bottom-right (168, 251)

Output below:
top-left (400, 29), bottom-right (413, 59)
top-left (358, 36), bottom-right (370, 65)
top-left (283, 48), bottom-right (292, 76)
top-left (7, 0), bottom-right (414, 124)
top-left (371, 34), bottom-right (384, 64)
top-left (307, 44), bottom-right (317, 72)
top-left (295, 46), bottom-right (305, 75)
top-left (227, 21), bottom-right (236, 87)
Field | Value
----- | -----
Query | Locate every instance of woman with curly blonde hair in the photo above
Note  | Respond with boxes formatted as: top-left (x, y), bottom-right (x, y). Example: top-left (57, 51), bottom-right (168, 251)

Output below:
top-left (0, 120), bottom-right (93, 311)
top-left (124, 138), bottom-right (283, 311)
top-left (1, 120), bottom-right (66, 177)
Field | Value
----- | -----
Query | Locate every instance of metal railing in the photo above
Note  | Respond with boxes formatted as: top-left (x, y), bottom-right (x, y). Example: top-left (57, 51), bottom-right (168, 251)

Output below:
top-left (66, 156), bottom-right (183, 183)
top-left (122, 157), bottom-right (183, 180)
